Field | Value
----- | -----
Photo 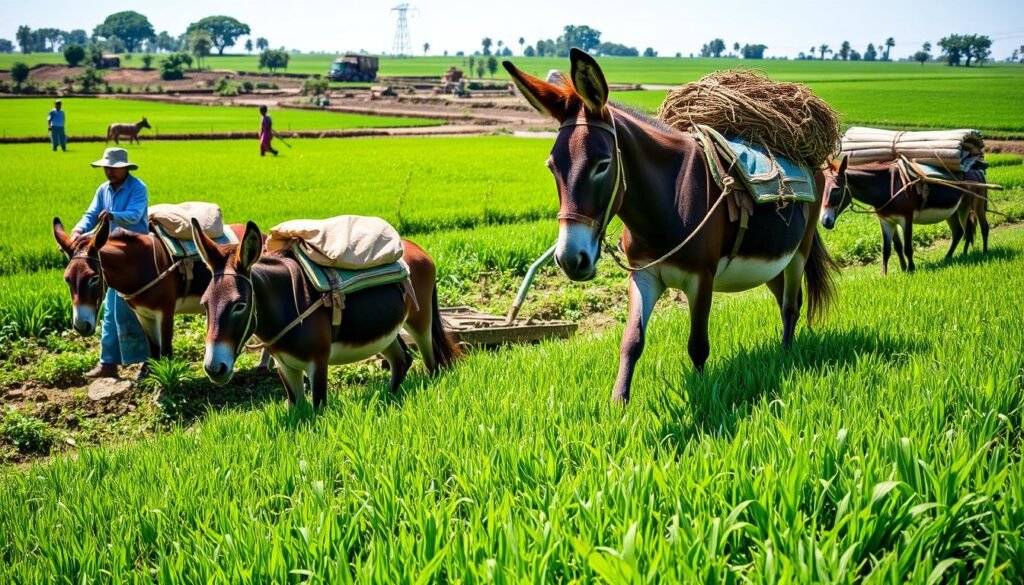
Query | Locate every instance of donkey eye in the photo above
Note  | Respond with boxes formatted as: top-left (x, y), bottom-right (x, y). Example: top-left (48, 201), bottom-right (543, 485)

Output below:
top-left (593, 160), bottom-right (611, 175)
top-left (89, 275), bottom-right (101, 286)
top-left (231, 302), bottom-right (248, 313)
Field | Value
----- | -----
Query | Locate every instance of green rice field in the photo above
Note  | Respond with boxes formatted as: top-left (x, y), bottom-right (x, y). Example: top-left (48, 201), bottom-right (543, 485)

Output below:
top-left (1, 221), bottom-right (1022, 582)
top-left (0, 98), bottom-right (441, 138)
top-left (0, 55), bottom-right (1023, 582)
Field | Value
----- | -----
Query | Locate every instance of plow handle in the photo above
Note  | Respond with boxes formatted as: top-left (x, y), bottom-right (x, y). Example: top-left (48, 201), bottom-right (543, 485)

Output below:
top-left (505, 243), bottom-right (557, 325)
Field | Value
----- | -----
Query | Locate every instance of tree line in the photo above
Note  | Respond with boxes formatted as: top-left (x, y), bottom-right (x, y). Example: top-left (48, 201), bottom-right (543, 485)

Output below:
top-left (471, 26), bottom-right (657, 60)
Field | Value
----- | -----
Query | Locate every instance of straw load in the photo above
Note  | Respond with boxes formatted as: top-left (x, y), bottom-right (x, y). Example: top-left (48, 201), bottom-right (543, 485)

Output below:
top-left (657, 70), bottom-right (841, 169)
top-left (840, 127), bottom-right (986, 172)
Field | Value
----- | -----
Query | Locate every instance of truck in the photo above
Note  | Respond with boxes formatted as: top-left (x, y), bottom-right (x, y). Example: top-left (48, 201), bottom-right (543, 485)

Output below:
top-left (328, 54), bottom-right (379, 82)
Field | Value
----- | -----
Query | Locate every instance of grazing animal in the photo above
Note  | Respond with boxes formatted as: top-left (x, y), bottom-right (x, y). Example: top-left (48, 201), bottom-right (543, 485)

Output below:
top-left (53, 214), bottom-right (271, 368)
top-left (107, 118), bottom-right (151, 145)
top-left (191, 219), bottom-right (461, 409)
top-left (503, 50), bottom-right (837, 404)
top-left (819, 157), bottom-right (989, 274)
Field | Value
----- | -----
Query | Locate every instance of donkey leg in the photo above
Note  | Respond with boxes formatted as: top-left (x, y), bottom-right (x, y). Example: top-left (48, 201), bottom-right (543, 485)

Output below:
top-left (901, 220), bottom-right (916, 272)
top-left (308, 358), bottom-right (329, 409)
top-left (880, 221), bottom-right (896, 276)
top-left (381, 337), bottom-right (412, 394)
top-left (768, 255), bottom-right (806, 347)
top-left (158, 310), bottom-right (174, 359)
top-left (892, 231), bottom-right (908, 271)
top-left (946, 214), bottom-right (965, 259)
top-left (611, 271), bottom-right (664, 404)
top-left (276, 361), bottom-right (305, 406)
top-left (684, 274), bottom-right (714, 376)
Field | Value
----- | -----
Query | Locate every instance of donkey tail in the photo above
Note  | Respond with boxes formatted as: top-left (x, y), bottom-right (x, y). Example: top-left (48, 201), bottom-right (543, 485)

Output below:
top-left (804, 230), bottom-right (839, 326)
top-left (429, 285), bottom-right (462, 371)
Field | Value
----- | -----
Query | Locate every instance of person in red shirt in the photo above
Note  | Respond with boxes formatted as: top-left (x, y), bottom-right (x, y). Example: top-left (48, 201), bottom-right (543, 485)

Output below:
top-left (258, 105), bottom-right (279, 157)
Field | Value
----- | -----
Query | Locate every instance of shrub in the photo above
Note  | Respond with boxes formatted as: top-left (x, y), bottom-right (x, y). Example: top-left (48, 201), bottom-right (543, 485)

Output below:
top-left (33, 352), bottom-right (93, 387)
top-left (76, 66), bottom-right (105, 93)
top-left (254, 81), bottom-right (278, 90)
top-left (63, 44), bottom-right (86, 67)
top-left (241, 80), bottom-right (254, 92)
top-left (141, 54), bottom-right (154, 70)
top-left (10, 62), bottom-right (29, 90)
top-left (302, 76), bottom-right (329, 97)
top-left (258, 49), bottom-right (289, 73)
top-left (160, 52), bottom-right (192, 81)
top-left (215, 77), bottom-right (240, 96)
top-left (1, 408), bottom-right (56, 456)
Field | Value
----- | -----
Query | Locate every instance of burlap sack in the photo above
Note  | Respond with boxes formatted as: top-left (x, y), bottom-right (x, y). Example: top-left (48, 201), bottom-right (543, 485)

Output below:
top-left (149, 202), bottom-right (226, 240)
top-left (266, 215), bottom-right (403, 269)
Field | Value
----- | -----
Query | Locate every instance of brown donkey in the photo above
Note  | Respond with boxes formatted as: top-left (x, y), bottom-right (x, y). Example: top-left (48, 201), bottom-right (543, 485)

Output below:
top-left (504, 50), bottom-right (837, 404)
top-left (191, 219), bottom-right (461, 409)
top-left (53, 214), bottom-right (262, 366)
top-left (107, 118), bottom-right (151, 145)
top-left (819, 157), bottom-right (989, 274)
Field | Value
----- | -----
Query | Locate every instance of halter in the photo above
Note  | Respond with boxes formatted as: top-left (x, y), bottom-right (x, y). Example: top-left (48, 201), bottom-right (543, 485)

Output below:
top-left (68, 252), bottom-right (108, 313)
top-left (556, 113), bottom-right (626, 237)
top-left (211, 271), bottom-right (258, 357)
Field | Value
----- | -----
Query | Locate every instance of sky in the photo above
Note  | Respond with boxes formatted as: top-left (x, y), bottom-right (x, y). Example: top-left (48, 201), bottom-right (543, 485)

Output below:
top-left (3, 0), bottom-right (1024, 60)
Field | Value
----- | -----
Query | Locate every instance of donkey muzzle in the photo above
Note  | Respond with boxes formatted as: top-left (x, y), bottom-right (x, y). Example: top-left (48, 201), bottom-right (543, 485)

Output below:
top-left (204, 342), bottom-right (237, 385)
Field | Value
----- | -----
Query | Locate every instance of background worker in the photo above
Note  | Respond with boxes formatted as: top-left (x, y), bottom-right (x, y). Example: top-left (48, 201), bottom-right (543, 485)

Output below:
top-left (47, 99), bottom-right (67, 152)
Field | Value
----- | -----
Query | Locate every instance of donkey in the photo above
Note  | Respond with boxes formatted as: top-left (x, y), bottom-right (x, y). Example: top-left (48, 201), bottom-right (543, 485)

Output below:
top-left (819, 157), bottom-right (989, 274)
top-left (191, 219), bottom-right (461, 409)
top-left (53, 213), bottom-right (271, 369)
top-left (107, 118), bottom-right (151, 145)
top-left (503, 49), bottom-right (837, 404)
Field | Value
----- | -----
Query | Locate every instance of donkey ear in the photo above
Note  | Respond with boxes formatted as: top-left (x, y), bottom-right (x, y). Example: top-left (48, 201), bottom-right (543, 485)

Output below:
top-left (570, 48), bottom-right (608, 114)
top-left (191, 217), bottom-right (217, 269)
top-left (237, 221), bottom-right (263, 274)
top-left (53, 217), bottom-right (73, 256)
top-left (91, 213), bottom-right (111, 250)
top-left (503, 60), bottom-right (571, 121)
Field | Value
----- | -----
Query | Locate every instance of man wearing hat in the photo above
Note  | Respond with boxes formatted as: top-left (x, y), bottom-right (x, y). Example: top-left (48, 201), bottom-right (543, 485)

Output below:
top-left (71, 147), bottom-right (150, 379)
top-left (47, 99), bottom-right (66, 152)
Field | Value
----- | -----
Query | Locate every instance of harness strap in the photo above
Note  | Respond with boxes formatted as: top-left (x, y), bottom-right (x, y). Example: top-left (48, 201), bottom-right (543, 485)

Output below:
top-left (558, 116), bottom-right (626, 236)
top-left (118, 259), bottom-right (182, 301)
top-left (249, 296), bottom-right (326, 350)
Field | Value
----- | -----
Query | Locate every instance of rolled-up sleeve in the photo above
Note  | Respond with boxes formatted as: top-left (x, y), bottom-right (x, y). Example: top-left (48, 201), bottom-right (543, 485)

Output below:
top-left (74, 186), bottom-right (104, 234)
top-left (110, 179), bottom-right (148, 228)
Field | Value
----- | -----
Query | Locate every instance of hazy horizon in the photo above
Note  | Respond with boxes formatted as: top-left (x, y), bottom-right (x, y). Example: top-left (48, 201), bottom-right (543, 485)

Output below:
top-left (3, 0), bottom-right (1023, 60)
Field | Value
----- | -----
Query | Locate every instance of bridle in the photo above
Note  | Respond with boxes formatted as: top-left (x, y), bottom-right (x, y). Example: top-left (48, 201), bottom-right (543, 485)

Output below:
top-left (67, 252), bottom-right (107, 313)
top-left (210, 271), bottom-right (258, 357)
top-left (555, 113), bottom-right (626, 238)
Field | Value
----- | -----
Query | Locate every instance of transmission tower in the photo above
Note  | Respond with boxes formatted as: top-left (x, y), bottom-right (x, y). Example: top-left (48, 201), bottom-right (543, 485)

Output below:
top-left (392, 4), bottom-right (413, 57)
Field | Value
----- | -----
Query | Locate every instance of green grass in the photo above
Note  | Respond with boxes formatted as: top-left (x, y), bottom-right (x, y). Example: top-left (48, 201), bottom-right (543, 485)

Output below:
top-left (2, 222), bottom-right (1022, 582)
top-left (0, 98), bottom-right (441, 138)
top-left (2, 137), bottom-right (1023, 279)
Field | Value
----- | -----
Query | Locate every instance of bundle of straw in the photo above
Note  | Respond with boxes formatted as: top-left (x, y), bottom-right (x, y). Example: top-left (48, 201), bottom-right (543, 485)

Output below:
top-left (841, 126), bottom-right (985, 171)
top-left (657, 70), bottom-right (841, 169)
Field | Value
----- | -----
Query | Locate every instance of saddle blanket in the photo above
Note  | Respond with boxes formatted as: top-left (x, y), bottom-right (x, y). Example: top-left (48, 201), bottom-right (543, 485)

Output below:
top-left (292, 246), bottom-right (410, 295)
top-left (694, 124), bottom-right (817, 204)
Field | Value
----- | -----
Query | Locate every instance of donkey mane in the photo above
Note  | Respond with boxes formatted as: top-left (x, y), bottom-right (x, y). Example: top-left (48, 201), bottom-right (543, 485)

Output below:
top-left (609, 102), bottom-right (676, 134)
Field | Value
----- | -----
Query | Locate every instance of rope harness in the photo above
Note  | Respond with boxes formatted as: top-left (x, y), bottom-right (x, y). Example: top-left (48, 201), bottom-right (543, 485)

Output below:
top-left (210, 271), bottom-right (260, 356)
top-left (67, 253), bottom-right (107, 313)
top-left (555, 113), bottom-right (750, 274)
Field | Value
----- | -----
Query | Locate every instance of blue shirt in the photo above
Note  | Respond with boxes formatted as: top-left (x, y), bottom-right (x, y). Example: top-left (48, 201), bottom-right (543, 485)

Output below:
top-left (47, 109), bottom-right (65, 128)
top-left (74, 174), bottom-right (149, 235)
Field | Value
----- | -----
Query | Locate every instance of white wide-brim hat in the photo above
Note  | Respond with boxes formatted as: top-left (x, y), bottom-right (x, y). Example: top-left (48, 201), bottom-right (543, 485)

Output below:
top-left (91, 147), bottom-right (138, 170)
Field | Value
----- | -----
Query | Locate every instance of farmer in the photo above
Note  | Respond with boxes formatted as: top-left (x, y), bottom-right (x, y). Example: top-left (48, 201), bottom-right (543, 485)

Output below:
top-left (70, 147), bottom-right (150, 379)
top-left (47, 99), bottom-right (67, 152)
top-left (258, 105), bottom-right (279, 157)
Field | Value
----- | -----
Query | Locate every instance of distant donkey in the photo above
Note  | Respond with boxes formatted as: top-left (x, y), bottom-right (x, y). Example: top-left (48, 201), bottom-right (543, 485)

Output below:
top-left (107, 117), bottom-right (151, 144)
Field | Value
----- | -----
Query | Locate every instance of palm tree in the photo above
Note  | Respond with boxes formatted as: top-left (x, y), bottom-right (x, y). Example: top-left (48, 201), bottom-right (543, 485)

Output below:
top-left (819, 44), bottom-right (831, 60)
top-left (423, 42), bottom-right (430, 56)
top-left (518, 37), bottom-right (525, 55)
top-left (244, 39), bottom-right (253, 55)
top-left (884, 37), bottom-right (895, 61)
top-left (733, 42), bottom-right (740, 54)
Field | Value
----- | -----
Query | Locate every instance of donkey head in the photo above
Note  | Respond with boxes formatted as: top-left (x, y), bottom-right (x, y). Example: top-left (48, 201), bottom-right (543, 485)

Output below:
top-left (140, 117), bottom-right (151, 129)
top-left (192, 219), bottom-right (262, 385)
top-left (53, 214), bottom-right (111, 336)
top-left (504, 48), bottom-right (621, 281)
top-left (819, 156), bottom-right (850, 230)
